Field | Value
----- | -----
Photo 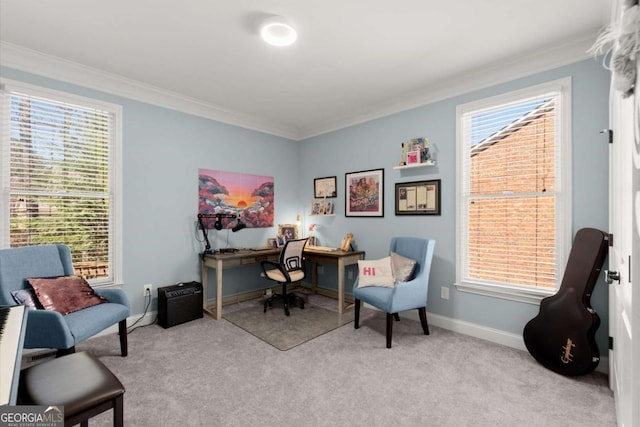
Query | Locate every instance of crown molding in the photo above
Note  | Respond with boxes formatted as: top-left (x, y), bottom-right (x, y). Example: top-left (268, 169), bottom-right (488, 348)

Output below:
top-left (298, 32), bottom-right (599, 139)
top-left (0, 42), bottom-right (300, 140)
top-left (2, 33), bottom-right (599, 142)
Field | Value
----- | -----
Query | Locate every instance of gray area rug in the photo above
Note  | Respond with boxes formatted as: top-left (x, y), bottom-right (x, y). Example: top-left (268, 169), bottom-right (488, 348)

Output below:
top-left (223, 302), bottom-right (355, 350)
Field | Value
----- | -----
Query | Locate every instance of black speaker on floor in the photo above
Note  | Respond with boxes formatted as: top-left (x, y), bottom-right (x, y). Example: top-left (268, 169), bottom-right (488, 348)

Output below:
top-left (157, 281), bottom-right (203, 329)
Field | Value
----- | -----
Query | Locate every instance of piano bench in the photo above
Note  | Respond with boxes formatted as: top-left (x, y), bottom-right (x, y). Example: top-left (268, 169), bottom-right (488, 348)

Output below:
top-left (18, 351), bottom-right (124, 427)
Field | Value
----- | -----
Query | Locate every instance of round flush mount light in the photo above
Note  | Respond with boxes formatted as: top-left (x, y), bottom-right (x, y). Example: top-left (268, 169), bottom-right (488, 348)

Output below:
top-left (260, 16), bottom-right (297, 47)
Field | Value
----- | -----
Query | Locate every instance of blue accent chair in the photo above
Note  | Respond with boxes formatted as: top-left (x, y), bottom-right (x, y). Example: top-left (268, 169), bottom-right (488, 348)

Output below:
top-left (353, 237), bottom-right (436, 348)
top-left (0, 245), bottom-right (130, 357)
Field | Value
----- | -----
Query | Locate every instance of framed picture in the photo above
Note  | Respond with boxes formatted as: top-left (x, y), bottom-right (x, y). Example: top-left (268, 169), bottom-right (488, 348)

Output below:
top-left (406, 150), bottom-right (420, 165)
top-left (311, 199), bottom-right (325, 215)
top-left (314, 176), bottom-right (337, 198)
top-left (267, 238), bottom-right (277, 248)
top-left (395, 179), bottom-right (441, 215)
top-left (324, 200), bottom-right (334, 214)
top-left (276, 235), bottom-right (286, 247)
top-left (278, 224), bottom-right (298, 240)
top-left (345, 168), bottom-right (384, 217)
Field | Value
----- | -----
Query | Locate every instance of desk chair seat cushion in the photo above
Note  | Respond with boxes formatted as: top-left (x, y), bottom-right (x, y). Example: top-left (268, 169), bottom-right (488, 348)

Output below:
top-left (264, 268), bottom-right (305, 283)
top-left (18, 351), bottom-right (124, 420)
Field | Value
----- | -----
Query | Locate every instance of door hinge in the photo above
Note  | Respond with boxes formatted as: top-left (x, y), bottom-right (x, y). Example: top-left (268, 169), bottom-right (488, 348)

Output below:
top-left (601, 128), bottom-right (614, 144)
top-left (609, 336), bottom-right (614, 350)
top-left (606, 233), bottom-right (614, 247)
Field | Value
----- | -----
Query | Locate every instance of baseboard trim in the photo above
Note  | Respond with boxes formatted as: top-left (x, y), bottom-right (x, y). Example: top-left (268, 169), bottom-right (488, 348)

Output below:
top-left (400, 309), bottom-right (609, 375)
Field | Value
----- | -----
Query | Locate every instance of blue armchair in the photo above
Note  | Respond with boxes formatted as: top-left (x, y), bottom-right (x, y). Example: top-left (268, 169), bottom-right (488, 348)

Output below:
top-left (0, 244), bottom-right (130, 357)
top-left (353, 237), bottom-right (436, 348)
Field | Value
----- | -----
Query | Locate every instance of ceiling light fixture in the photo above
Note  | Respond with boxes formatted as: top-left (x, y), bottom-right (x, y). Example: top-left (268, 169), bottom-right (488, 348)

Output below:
top-left (260, 16), bottom-right (297, 47)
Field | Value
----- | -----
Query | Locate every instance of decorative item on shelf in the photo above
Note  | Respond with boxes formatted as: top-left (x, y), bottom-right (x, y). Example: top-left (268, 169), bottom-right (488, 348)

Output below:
top-left (398, 137), bottom-right (435, 167)
top-left (310, 196), bottom-right (335, 215)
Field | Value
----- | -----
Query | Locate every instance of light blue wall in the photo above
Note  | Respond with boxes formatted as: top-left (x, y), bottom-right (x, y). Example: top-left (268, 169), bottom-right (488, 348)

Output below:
top-left (2, 58), bottom-right (611, 352)
top-left (1, 66), bottom-right (300, 313)
top-left (298, 58), bottom-right (611, 351)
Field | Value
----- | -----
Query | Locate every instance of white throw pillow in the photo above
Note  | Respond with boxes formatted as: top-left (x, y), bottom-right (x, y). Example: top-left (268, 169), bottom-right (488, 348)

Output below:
top-left (357, 257), bottom-right (395, 287)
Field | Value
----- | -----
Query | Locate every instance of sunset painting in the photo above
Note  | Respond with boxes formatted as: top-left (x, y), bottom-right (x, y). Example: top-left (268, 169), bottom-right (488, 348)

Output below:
top-left (198, 168), bottom-right (274, 229)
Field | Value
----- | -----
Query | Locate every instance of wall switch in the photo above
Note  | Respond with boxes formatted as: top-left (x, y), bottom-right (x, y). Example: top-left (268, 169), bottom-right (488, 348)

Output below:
top-left (440, 286), bottom-right (450, 300)
top-left (143, 284), bottom-right (153, 297)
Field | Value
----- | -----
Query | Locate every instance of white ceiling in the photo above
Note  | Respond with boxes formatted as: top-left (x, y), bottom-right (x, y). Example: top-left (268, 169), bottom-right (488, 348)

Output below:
top-left (0, 1), bottom-right (610, 140)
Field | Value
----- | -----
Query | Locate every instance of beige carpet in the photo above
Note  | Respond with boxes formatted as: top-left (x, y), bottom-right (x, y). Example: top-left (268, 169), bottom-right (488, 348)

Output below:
top-left (223, 301), bottom-right (357, 350)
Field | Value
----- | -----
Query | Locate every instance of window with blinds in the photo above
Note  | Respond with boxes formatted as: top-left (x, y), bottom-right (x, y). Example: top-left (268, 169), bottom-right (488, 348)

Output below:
top-left (456, 79), bottom-right (571, 301)
top-left (1, 82), bottom-right (121, 285)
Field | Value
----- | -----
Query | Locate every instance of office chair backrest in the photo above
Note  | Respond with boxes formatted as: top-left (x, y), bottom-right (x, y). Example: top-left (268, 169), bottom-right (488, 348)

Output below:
top-left (280, 238), bottom-right (308, 272)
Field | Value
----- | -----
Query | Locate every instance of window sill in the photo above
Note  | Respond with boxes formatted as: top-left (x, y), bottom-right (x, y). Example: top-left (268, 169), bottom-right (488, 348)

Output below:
top-left (454, 280), bottom-right (555, 305)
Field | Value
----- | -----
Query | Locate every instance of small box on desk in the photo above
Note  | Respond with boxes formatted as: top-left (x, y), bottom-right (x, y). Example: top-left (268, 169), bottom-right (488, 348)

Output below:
top-left (157, 281), bottom-right (203, 328)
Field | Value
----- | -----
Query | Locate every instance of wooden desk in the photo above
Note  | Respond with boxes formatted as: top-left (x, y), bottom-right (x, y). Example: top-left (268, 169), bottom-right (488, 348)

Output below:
top-left (304, 248), bottom-right (365, 315)
top-left (200, 248), bottom-right (365, 319)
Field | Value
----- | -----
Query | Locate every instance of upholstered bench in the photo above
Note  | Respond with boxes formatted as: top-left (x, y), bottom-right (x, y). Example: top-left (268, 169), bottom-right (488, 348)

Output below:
top-left (18, 351), bottom-right (124, 427)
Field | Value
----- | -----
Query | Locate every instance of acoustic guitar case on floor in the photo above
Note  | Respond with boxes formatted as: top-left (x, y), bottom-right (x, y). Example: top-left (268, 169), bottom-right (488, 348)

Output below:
top-left (523, 228), bottom-right (608, 376)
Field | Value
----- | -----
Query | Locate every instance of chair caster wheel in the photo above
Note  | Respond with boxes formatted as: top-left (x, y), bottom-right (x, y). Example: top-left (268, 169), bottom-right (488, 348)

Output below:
top-left (285, 309), bottom-right (290, 316)
top-left (300, 303), bottom-right (305, 309)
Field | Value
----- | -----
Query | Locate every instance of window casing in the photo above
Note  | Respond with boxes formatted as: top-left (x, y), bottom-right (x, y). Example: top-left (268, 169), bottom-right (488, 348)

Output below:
top-left (1, 80), bottom-right (122, 286)
top-left (455, 79), bottom-right (572, 304)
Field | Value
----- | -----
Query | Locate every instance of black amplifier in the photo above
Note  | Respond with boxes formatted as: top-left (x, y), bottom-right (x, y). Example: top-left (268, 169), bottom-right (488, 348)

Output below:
top-left (157, 281), bottom-right (203, 328)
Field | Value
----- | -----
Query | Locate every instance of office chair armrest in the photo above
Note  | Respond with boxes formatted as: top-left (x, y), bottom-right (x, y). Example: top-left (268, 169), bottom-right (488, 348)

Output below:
top-left (260, 260), bottom-right (292, 282)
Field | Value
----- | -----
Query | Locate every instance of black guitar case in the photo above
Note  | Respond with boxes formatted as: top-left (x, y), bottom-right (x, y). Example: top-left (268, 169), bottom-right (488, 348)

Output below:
top-left (523, 228), bottom-right (608, 376)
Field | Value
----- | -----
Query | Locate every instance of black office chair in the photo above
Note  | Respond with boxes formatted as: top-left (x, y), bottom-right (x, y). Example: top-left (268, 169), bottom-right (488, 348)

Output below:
top-left (261, 238), bottom-right (308, 316)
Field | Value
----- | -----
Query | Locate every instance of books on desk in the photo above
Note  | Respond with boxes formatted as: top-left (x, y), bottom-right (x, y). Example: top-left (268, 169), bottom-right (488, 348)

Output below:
top-left (306, 245), bottom-right (340, 252)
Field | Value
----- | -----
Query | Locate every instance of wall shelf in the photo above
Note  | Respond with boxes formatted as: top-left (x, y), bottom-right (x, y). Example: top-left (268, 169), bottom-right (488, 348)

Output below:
top-left (309, 214), bottom-right (335, 217)
top-left (393, 161), bottom-right (436, 170)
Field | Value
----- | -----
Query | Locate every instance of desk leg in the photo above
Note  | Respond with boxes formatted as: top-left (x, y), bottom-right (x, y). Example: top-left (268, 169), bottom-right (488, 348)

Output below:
top-left (337, 258), bottom-right (345, 314)
top-left (215, 259), bottom-right (223, 320)
top-left (201, 261), bottom-right (208, 313)
top-left (311, 259), bottom-right (318, 294)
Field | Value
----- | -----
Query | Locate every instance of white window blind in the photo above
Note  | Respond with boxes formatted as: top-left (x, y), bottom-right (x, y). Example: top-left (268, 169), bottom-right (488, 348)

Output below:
top-left (1, 82), bottom-right (121, 285)
top-left (456, 79), bottom-right (571, 302)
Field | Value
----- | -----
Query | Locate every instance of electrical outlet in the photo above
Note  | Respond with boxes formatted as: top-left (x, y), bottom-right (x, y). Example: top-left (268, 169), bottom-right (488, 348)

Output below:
top-left (318, 266), bottom-right (324, 275)
top-left (440, 286), bottom-right (449, 300)
top-left (347, 270), bottom-right (354, 280)
top-left (265, 288), bottom-right (272, 296)
top-left (143, 284), bottom-right (152, 297)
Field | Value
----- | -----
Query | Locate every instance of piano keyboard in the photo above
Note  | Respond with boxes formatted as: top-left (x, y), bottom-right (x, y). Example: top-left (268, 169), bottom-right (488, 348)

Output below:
top-left (0, 305), bottom-right (27, 406)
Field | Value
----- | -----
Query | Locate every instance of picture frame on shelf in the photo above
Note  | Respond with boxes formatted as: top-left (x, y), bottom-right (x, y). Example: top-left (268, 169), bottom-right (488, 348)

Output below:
top-left (314, 176), bottom-right (337, 198)
top-left (345, 168), bottom-right (384, 217)
top-left (324, 200), bottom-right (334, 214)
top-left (406, 150), bottom-right (420, 165)
top-left (276, 235), bottom-right (286, 247)
top-left (395, 179), bottom-right (441, 216)
top-left (267, 238), bottom-right (277, 248)
top-left (278, 224), bottom-right (298, 240)
top-left (311, 199), bottom-right (324, 215)
top-left (308, 236), bottom-right (317, 246)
